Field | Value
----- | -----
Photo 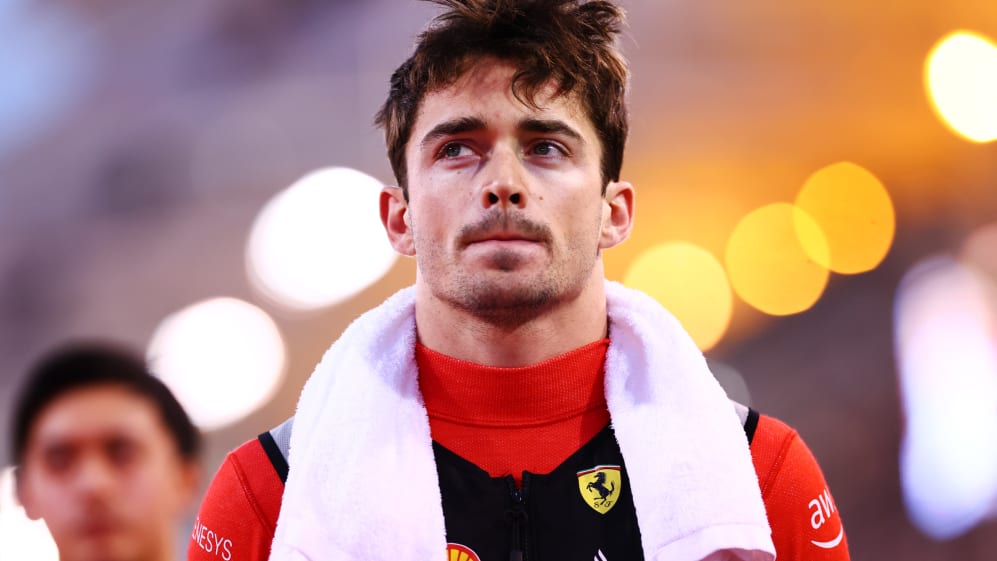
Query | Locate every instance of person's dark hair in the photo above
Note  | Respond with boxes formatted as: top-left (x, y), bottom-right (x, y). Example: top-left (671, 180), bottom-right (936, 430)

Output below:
top-left (375, 0), bottom-right (629, 196)
top-left (11, 341), bottom-right (201, 465)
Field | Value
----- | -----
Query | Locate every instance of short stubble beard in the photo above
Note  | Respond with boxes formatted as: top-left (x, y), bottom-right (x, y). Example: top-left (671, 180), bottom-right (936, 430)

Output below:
top-left (415, 211), bottom-right (599, 328)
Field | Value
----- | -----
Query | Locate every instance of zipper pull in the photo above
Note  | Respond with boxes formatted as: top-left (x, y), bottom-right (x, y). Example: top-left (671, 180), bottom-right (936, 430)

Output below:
top-left (507, 477), bottom-right (528, 561)
top-left (508, 507), bottom-right (526, 561)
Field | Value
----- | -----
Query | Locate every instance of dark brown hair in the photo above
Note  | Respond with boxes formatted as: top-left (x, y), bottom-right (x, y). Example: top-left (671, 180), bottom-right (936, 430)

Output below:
top-left (374, 0), bottom-right (629, 195)
top-left (12, 341), bottom-right (202, 465)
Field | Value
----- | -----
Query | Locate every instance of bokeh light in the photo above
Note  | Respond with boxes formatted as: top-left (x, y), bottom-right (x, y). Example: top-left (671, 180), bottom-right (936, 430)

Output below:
top-left (706, 359), bottom-right (752, 407)
top-left (0, 467), bottom-right (58, 561)
top-left (725, 203), bottom-right (830, 316)
top-left (147, 297), bottom-right (287, 430)
top-left (0, 3), bottom-right (96, 158)
top-left (623, 241), bottom-right (733, 351)
top-left (961, 222), bottom-right (997, 281)
top-left (246, 167), bottom-right (397, 311)
top-left (925, 30), bottom-right (997, 143)
top-left (795, 162), bottom-right (895, 274)
top-left (894, 257), bottom-right (997, 540)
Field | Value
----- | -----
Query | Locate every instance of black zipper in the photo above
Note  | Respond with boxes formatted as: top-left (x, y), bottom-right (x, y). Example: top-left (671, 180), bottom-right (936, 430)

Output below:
top-left (506, 473), bottom-right (531, 561)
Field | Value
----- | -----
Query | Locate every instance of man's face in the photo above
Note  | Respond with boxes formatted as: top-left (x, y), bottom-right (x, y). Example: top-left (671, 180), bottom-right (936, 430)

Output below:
top-left (388, 59), bottom-right (629, 323)
top-left (17, 385), bottom-right (198, 561)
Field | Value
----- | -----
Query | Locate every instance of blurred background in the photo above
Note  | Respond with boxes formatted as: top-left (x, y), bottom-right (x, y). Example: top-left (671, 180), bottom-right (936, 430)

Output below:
top-left (1, 0), bottom-right (996, 559)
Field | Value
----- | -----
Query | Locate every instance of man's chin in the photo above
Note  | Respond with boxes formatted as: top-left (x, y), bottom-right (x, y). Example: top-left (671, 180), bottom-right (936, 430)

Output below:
top-left (69, 532), bottom-right (136, 561)
top-left (459, 281), bottom-right (557, 321)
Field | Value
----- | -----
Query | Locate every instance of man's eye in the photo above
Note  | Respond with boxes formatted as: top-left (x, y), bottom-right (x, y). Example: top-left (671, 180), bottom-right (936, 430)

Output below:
top-left (107, 439), bottom-right (138, 467)
top-left (530, 141), bottom-right (562, 156)
top-left (441, 143), bottom-right (469, 158)
top-left (43, 446), bottom-right (74, 473)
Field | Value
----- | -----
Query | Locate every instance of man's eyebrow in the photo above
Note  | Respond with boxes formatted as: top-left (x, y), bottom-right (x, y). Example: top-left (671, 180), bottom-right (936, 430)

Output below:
top-left (520, 118), bottom-right (583, 141)
top-left (420, 116), bottom-right (486, 149)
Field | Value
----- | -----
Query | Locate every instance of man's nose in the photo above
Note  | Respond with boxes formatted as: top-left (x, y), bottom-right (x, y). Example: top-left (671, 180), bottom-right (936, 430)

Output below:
top-left (480, 148), bottom-right (527, 210)
top-left (73, 455), bottom-right (115, 497)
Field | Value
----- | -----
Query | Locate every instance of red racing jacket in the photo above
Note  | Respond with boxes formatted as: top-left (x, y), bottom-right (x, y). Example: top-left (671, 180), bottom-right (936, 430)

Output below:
top-left (188, 406), bottom-right (849, 561)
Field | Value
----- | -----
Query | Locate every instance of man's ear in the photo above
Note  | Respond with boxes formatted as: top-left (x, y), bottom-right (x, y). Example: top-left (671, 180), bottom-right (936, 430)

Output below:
top-left (599, 180), bottom-right (635, 250)
top-left (176, 461), bottom-right (202, 513)
top-left (380, 186), bottom-right (415, 256)
top-left (13, 467), bottom-right (41, 521)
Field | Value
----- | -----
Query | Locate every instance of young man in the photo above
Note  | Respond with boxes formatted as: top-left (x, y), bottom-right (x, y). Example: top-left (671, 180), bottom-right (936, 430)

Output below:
top-left (191, 1), bottom-right (849, 560)
top-left (12, 342), bottom-right (202, 561)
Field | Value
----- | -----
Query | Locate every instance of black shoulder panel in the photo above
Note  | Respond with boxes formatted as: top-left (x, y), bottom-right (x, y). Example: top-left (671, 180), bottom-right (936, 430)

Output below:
top-left (257, 430), bottom-right (290, 484)
top-left (743, 407), bottom-right (760, 446)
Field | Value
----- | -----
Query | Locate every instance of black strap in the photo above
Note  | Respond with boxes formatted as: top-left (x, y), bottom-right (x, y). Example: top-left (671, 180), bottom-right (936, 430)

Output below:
top-left (743, 407), bottom-right (760, 446)
top-left (258, 431), bottom-right (290, 484)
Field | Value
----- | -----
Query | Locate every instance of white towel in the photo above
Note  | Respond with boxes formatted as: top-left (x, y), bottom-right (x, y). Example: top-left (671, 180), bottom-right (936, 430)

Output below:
top-left (270, 281), bottom-right (775, 561)
top-left (603, 281), bottom-right (774, 561)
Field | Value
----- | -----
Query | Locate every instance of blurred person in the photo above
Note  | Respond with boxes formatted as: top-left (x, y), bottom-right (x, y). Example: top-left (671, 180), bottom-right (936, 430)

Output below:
top-left (12, 342), bottom-right (201, 561)
top-left (191, 1), bottom-right (848, 560)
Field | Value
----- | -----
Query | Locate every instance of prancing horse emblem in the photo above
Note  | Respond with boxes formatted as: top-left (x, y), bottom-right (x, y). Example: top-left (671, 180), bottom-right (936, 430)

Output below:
top-left (577, 465), bottom-right (622, 514)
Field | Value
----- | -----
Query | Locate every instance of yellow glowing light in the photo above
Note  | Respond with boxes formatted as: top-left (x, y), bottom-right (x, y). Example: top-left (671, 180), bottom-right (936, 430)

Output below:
top-left (925, 30), bottom-right (997, 143)
top-left (794, 161), bottom-right (895, 274)
top-left (147, 297), bottom-right (287, 430)
top-left (623, 242), bottom-right (733, 351)
top-left (726, 203), bottom-right (830, 316)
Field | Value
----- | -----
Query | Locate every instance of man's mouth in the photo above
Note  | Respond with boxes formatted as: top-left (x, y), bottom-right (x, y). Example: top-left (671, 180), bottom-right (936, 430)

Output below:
top-left (468, 233), bottom-right (537, 244)
top-left (77, 513), bottom-right (123, 538)
top-left (457, 212), bottom-right (553, 250)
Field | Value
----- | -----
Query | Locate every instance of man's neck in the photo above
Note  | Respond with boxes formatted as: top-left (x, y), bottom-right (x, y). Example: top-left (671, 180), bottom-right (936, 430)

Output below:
top-left (414, 272), bottom-right (608, 367)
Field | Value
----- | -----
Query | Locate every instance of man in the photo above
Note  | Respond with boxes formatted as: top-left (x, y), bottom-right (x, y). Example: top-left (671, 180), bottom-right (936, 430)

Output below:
top-left (12, 342), bottom-right (202, 561)
top-left (191, 1), bottom-right (849, 560)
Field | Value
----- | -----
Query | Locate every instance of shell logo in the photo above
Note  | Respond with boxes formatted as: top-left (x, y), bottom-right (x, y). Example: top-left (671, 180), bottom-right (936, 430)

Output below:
top-left (446, 543), bottom-right (481, 561)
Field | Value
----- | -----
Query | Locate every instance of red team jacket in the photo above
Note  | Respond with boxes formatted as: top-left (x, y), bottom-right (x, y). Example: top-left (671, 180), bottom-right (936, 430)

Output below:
top-left (188, 409), bottom-right (848, 561)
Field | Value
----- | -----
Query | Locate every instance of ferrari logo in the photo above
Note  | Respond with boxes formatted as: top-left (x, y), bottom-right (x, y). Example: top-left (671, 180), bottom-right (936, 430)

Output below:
top-left (577, 465), bottom-right (621, 514)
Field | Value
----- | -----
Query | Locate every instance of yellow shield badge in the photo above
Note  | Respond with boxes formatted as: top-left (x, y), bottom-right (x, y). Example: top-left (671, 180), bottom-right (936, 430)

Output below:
top-left (577, 465), bottom-right (622, 514)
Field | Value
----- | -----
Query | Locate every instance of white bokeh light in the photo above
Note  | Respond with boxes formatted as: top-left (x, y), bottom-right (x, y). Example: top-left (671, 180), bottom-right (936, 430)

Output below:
top-left (0, 466), bottom-right (59, 561)
top-left (246, 167), bottom-right (398, 311)
top-left (147, 297), bottom-right (287, 430)
top-left (925, 30), bottom-right (997, 143)
top-left (894, 257), bottom-right (997, 540)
